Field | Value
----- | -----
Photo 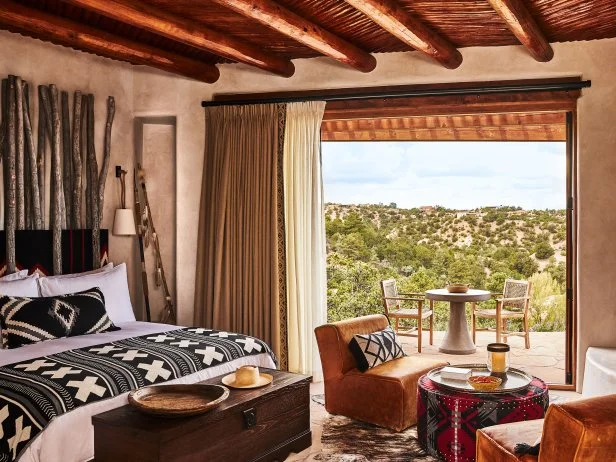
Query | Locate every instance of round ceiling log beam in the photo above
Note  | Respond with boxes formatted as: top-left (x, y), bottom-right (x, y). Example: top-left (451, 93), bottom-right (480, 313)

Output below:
top-left (0, 1), bottom-right (221, 83)
top-left (343, 0), bottom-right (463, 69)
top-left (212, 0), bottom-right (377, 73)
top-left (62, 0), bottom-right (295, 77)
top-left (488, 0), bottom-right (554, 62)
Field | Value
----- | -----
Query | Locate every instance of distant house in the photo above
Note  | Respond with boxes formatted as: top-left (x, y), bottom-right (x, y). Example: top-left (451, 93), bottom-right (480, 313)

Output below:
top-left (420, 206), bottom-right (435, 213)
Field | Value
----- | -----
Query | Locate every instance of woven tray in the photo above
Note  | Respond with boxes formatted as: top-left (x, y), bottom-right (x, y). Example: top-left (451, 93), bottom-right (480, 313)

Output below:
top-left (128, 384), bottom-right (230, 417)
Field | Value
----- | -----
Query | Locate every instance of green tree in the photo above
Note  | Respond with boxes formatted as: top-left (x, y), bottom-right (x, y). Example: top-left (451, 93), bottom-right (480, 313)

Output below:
top-left (535, 241), bottom-right (555, 260)
top-left (528, 272), bottom-right (566, 331)
top-left (510, 251), bottom-right (538, 277)
top-left (333, 233), bottom-right (372, 262)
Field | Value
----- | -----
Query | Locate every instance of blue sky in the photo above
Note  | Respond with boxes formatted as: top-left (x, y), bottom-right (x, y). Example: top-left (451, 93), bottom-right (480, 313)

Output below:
top-left (322, 141), bottom-right (566, 210)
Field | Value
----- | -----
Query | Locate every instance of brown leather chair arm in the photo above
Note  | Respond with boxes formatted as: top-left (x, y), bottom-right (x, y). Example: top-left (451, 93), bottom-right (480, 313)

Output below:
top-left (539, 394), bottom-right (616, 461)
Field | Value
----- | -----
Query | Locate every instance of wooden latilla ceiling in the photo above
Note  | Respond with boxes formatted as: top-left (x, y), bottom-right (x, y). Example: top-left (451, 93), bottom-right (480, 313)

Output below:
top-left (321, 112), bottom-right (567, 141)
top-left (1, 0), bottom-right (616, 82)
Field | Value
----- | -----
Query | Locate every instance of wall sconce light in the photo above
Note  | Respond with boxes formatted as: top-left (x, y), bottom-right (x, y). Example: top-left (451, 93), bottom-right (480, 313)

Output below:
top-left (112, 166), bottom-right (137, 236)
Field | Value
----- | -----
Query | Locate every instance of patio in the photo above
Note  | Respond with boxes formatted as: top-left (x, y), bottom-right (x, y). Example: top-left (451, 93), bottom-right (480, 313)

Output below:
top-left (401, 330), bottom-right (566, 384)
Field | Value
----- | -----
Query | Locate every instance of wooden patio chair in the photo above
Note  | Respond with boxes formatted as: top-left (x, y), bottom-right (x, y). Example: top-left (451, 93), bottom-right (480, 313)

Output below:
top-left (380, 279), bottom-right (433, 353)
top-left (471, 278), bottom-right (532, 349)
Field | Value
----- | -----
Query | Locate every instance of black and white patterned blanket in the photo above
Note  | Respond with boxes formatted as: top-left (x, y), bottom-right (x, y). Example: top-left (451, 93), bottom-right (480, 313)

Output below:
top-left (0, 327), bottom-right (275, 461)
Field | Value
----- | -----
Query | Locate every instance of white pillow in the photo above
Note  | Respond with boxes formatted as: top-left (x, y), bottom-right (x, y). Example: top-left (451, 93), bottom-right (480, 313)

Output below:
top-left (38, 263), bottom-right (135, 324)
top-left (0, 274), bottom-right (40, 297)
top-left (44, 263), bottom-right (114, 280)
top-left (0, 269), bottom-right (30, 281)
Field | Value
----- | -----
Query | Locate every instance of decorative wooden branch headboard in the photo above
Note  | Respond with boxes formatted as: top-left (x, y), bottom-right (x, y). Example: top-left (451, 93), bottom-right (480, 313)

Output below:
top-left (0, 230), bottom-right (109, 276)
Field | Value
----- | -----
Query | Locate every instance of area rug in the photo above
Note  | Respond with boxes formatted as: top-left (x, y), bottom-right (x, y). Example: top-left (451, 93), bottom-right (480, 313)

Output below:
top-left (308, 393), bottom-right (569, 462)
top-left (311, 395), bottom-right (438, 462)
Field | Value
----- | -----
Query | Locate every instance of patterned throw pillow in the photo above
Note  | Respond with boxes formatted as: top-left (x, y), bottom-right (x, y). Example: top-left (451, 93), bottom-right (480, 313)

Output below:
top-left (0, 287), bottom-right (120, 349)
top-left (349, 325), bottom-right (406, 371)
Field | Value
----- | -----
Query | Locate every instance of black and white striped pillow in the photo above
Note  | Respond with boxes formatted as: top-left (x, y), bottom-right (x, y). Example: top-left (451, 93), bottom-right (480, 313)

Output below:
top-left (349, 325), bottom-right (406, 371)
top-left (0, 287), bottom-right (119, 349)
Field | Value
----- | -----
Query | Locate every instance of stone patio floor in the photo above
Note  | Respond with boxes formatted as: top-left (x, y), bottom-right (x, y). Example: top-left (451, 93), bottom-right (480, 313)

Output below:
top-left (401, 330), bottom-right (566, 384)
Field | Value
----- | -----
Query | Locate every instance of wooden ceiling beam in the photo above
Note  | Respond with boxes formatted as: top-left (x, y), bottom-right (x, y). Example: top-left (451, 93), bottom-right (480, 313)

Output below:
top-left (342, 0), bottom-right (462, 69)
top-left (324, 112), bottom-right (566, 130)
top-left (487, 0), bottom-right (554, 62)
top-left (211, 0), bottom-right (376, 73)
top-left (62, 0), bottom-right (295, 77)
top-left (323, 91), bottom-right (580, 120)
top-left (0, 1), bottom-right (220, 83)
top-left (321, 125), bottom-right (566, 142)
top-left (321, 112), bottom-right (567, 141)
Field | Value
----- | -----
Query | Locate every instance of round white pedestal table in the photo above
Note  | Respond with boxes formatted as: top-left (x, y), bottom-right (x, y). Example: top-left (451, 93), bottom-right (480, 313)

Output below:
top-left (425, 289), bottom-right (492, 355)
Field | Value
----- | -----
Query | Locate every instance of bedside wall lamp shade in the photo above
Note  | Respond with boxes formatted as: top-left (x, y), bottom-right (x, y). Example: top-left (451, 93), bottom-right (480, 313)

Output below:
top-left (113, 209), bottom-right (136, 236)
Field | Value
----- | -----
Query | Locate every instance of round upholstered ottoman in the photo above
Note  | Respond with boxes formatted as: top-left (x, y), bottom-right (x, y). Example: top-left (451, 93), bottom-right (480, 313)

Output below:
top-left (417, 375), bottom-right (548, 462)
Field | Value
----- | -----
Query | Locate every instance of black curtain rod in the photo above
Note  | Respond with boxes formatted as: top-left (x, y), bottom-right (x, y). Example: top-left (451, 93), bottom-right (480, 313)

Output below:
top-left (202, 80), bottom-right (591, 107)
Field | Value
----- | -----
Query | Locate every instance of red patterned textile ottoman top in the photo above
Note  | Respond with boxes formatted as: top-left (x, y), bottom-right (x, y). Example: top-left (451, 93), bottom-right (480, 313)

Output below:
top-left (417, 375), bottom-right (548, 462)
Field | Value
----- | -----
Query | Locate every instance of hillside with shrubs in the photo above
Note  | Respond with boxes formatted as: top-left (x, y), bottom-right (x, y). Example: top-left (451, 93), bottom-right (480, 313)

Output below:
top-left (326, 203), bottom-right (567, 332)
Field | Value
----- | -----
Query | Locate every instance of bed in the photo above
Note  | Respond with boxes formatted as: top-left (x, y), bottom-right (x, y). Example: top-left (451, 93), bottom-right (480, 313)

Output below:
top-left (0, 320), bottom-right (276, 462)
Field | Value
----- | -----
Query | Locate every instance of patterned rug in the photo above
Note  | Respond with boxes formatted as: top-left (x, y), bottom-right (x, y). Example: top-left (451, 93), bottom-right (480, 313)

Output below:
top-left (307, 393), bottom-right (567, 462)
top-left (311, 395), bottom-right (438, 462)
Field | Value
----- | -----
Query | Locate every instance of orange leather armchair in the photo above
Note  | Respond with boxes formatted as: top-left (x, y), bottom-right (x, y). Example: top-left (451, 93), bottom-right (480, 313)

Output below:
top-left (314, 314), bottom-right (447, 432)
top-left (476, 394), bottom-right (616, 461)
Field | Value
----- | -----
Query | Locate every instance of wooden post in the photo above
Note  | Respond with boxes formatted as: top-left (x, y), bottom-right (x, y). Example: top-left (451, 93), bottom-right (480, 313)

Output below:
top-left (0, 79), bottom-right (5, 158)
top-left (134, 167), bottom-right (151, 322)
top-left (98, 96), bottom-right (115, 225)
top-left (22, 81), bottom-right (42, 230)
top-left (23, 82), bottom-right (32, 229)
top-left (5, 76), bottom-right (17, 273)
top-left (49, 85), bottom-right (63, 275)
top-left (15, 76), bottom-right (25, 230)
top-left (1, 79), bottom-right (7, 233)
top-left (61, 91), bottom-right (73, 228)
top-left (71, 91), bottom-right (83, 229)
top-left (84, 95), bottom-right (91, 228)
top-left (37, 86), bottom-right (48, 227)
top-left (87, 94), bottom-right (100, 268)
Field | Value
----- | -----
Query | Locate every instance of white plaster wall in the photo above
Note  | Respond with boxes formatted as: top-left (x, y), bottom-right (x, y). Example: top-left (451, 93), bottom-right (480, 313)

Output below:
top-left (0, 30), bottom-right (142, 318)
top-left (133, 38), bottom-right (616, 389)
top-left (3, 28), bottom-right (613, 388)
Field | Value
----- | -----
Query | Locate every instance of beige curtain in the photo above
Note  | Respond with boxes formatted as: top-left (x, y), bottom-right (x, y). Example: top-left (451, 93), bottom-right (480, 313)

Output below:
top-left (283, 101), bottom-right (327, 380)
top-left (194, 104), bottom-right (288, 366)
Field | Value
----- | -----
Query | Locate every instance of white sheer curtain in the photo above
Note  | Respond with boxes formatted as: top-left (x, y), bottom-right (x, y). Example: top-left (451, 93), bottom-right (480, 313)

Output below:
top-left (283, 101), bottom-right (327, 381)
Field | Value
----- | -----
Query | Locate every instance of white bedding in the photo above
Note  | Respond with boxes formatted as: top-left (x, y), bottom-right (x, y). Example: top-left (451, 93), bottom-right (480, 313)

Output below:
top-left (0, 321), bottom-right (276, 462)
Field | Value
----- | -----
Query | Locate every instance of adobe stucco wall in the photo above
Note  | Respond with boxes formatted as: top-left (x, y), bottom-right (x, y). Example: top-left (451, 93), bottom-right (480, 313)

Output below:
top-left (0, 30), bottom-right (143, 318)
top-left (133, 38), bottom-right (616, 389)
top-left (2, 28), bottom-right (614, 388)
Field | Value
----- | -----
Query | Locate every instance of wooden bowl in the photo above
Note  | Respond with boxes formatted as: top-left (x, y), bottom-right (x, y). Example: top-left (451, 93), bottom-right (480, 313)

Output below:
top-left (467, 375), bottom-right (502, 392)
top-left (446, 283), bottom-right (470, 293)
top-left (128, 384), bottom-right (229, 417)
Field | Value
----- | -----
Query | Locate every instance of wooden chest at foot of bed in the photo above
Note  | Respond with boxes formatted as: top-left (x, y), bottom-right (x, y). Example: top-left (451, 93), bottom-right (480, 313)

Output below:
top-left (92, 369), bottom-right (312, 462)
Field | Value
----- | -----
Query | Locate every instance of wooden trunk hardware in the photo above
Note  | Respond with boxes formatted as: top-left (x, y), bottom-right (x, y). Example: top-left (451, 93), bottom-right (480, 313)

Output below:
top-left (92, 369), bottom-right (312, 462)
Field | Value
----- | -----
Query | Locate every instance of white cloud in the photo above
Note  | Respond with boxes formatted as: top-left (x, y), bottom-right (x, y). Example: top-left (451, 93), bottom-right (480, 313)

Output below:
top-left (322, 141), bottom-right (566, 210)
